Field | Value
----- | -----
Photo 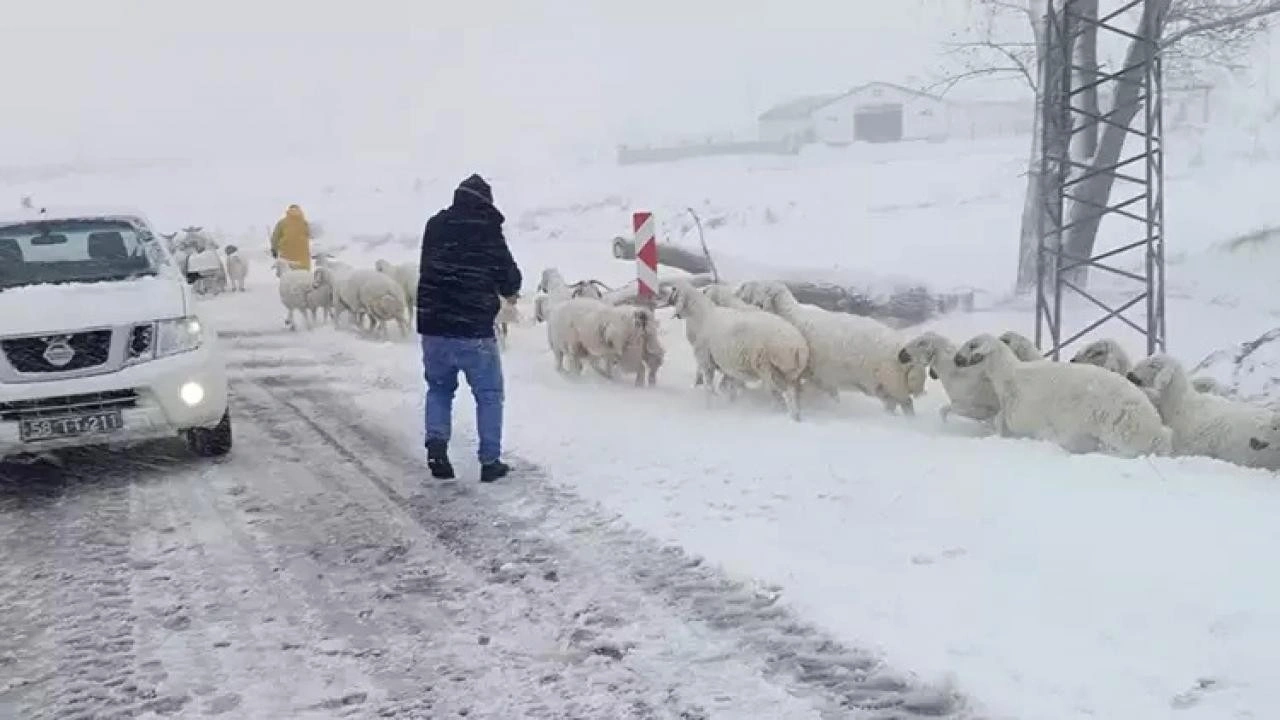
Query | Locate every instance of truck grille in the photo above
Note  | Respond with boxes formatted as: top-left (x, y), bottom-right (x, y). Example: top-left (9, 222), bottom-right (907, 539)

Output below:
top-left (0, 389), bottom-right (139, 421)
top-left (1, 330), bottom-right (113, 373)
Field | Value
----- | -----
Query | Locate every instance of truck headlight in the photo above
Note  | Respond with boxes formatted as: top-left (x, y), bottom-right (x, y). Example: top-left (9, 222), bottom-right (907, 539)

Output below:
top-left (156, 316), bottom-right (203, 357)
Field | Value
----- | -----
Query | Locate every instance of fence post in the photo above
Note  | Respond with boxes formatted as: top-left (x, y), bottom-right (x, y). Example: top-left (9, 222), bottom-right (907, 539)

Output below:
top-left (633, 211), bottom-right (658, 305)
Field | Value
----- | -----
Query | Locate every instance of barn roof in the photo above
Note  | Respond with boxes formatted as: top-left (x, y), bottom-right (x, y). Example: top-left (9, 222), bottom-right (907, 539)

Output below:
top-left (840, 82), bottom-right (947, 103)
top-left (758, 94), bottom-right (842, 121)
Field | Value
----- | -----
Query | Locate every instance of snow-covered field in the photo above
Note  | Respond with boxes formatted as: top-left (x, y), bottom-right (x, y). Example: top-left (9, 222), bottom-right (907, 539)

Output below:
top-left (6, 135), bottom-right (1280, 720)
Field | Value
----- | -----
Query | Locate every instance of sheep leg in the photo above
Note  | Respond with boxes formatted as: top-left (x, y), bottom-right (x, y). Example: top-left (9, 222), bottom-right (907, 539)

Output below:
top-left (589, 356), bottom-right (614, 380)
top-left (701, 364), bottom-right (718, 409)
top-left (284, 307), bottom-right (297, 330)
top-left (552, 349), bottom-right (565, 374)
top-left (781, 381), bottom-right (802, 422)
top-left (568, 349), bottom-right (586, 375)
top-left (899, 397), bottom-right (915, 417)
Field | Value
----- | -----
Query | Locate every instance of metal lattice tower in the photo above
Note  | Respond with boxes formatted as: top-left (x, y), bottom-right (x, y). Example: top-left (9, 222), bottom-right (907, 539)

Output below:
top-left (1035, 0), bottom-right (1167, 360)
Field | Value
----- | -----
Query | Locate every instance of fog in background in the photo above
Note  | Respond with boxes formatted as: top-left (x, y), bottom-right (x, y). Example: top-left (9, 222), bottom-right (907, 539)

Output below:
top-left (1, 0), bottom-right (974, 168)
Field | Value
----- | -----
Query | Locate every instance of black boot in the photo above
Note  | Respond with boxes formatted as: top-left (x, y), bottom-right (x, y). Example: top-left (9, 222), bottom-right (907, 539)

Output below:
top-left (479, 460), bottom-right (510, 483)
top-left (426, 439), bottom-right (455, 480)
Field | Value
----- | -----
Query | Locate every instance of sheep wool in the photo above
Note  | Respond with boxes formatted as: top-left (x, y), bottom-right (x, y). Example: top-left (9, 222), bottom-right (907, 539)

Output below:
top-left (272, 259), bottom-right (320, 331)
top-left (899, 331), bottom-right (1000, 423)
top-left (1128, 353), bottom-right (1280, 470)
top-left (1070, 338), bottom-right (1132, 375)
top-left (955, 333), bottom-right (1171, 458)
top-left (670, 278), bottom-right (809, 421)
top-left (740, 281), bottom-right (926, 416)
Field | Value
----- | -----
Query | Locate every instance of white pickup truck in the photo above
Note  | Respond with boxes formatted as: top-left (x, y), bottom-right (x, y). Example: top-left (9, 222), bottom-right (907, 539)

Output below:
top-left (0, 207), bottom-right (231, 462)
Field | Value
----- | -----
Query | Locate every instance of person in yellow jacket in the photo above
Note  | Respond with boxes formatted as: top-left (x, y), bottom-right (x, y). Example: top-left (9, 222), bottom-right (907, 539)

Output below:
top-left (269, 204), bottom-right (312, 270)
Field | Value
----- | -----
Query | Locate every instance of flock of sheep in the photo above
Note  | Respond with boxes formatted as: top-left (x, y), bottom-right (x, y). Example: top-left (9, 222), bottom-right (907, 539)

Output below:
top-left (532, 268), bottom-right (1280, 473)
top-left (162, 227), bottom-right (249, 295)
top-left (269, 255), bottom-right (521, 345)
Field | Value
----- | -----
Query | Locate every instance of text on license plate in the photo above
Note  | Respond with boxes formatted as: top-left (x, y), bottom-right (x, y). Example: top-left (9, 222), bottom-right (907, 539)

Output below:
top-left (19, 411), bottom-right (125, 442)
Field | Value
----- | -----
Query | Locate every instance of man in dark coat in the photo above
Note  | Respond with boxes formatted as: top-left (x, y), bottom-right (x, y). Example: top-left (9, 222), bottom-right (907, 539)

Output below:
top-left (417, 174), bottom-right (523, 482)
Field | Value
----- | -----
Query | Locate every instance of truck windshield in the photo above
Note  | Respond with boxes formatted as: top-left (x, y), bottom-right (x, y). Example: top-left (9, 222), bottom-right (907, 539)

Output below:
top-left (0, 219), bottom-right (161, 290)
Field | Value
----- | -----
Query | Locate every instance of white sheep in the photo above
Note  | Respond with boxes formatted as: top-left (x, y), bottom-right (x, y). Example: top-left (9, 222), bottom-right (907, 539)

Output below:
top-left (545, 297), bottom-right (663, 387)
top-left (345, 269), bottom-right (410, 338)
top-left (534, 267), bottom-right (607, 322)
top-left (224, 245), bottom-right (248, 292)
top-left (1126, 353), bottom-right (1280, 469)
top-left (317, 261), bottom-right (362, 329)
top-left (1067, 337), bottom-right (1230, 399)
top-left (998, 330), bottom-right (1044, 361)
top-left (955, 333), bottom-right (1172, 457)
top-left (374, 259), bottom-right (418, 320)
top-left (670, 279), bottom-right (809, 421)
top-left (737, 281), bottom-right (926, 415)
top-left (1069, 338), bottom-right (1131, 374)
top-left (582, 304), bottom-right (665, 387)
top-left (898, 331), bottom-right (1000, 424)
top-left (496, 294), bottom-right (521, 350)
top-left (684, 283), bottom-right (761, 390)
top-left (273, 258), bottom-right (317, 330)
top-left (1191, 376), bottom-right (1232, 397)
top-left (307, 266), bottom-right (341, 326)
top-left (702, 283), bottom-right (760, 312)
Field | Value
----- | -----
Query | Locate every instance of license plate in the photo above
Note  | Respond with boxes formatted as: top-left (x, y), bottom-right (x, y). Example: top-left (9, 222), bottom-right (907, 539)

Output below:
top-left (19, 411), bottom-right (125, 442)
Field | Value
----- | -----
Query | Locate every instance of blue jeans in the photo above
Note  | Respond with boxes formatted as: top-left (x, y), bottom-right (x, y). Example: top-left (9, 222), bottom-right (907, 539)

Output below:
top-left (421, 335), bottom-right (505, 464)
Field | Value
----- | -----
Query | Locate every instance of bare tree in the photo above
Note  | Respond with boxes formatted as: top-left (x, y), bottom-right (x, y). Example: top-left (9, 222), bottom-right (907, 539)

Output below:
top-left (933, 0), bottom-right (1280, 291)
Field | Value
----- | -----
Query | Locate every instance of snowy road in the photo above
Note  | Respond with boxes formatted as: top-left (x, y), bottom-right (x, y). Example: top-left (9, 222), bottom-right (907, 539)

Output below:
top-left (0, 328), bottom-right (967, 720)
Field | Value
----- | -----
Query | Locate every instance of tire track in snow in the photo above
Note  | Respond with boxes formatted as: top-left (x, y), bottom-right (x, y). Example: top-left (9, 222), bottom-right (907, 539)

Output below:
top-left (0, 454), bottom-right (168, 719)
top-left (234, 375), bottom-right (823, 719)
top-left (244, 365), bottom-right (973, 719)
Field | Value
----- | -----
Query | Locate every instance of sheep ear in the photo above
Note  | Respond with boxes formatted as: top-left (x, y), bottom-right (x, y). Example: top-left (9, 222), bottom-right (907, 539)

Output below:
top-left (1152, 363), bottom-right (1177, 392)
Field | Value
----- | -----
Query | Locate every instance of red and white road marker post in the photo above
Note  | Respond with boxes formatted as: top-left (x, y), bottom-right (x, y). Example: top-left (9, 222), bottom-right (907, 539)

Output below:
top-left (633, 211), bottom-right (659, 305)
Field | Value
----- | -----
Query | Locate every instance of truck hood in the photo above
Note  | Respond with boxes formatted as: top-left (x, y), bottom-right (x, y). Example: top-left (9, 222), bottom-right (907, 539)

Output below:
top-left (0, 274), bottom-right (188, 336)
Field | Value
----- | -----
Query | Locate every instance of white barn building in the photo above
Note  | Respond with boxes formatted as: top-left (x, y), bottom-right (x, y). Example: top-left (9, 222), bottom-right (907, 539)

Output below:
top-left (812, 82), bottom-right (950, 145)
top-left (756, 94), bottom-right (841, 145)
top-left (757, 82), bottom-right (1034, 146)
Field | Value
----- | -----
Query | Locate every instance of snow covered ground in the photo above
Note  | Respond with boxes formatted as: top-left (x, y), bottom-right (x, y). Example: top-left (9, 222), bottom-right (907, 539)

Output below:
top-left (5, 135), bottom-right (1280, 720)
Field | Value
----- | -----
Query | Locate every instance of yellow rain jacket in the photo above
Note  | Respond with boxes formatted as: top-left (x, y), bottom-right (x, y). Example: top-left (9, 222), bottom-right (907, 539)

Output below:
top-left (270, 204), bottom-right (312, 270)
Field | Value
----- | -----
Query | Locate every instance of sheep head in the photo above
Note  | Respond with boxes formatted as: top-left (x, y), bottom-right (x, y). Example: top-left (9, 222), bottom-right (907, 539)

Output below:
top-left (755, 282), bottom-right (794, 314)
top-left (1126, 353), bottom-right (1186, 397)
top-left (735, 280), bottom-right (766, 307)
top-left (1191, 376), bottom-right (1229, 396)
top-left (998, 331), bottom-right (1042, 361)
top-left (272, 258), bottom-right (293, 278)
top-left (374, 258), bottom-right (392, 273)
top-left (953, 333), bottom-right (1005, 369)
top-left (666, 280), bottom-right (700, 319)
top-left (1070, 338), bottom-right (1130, 374)
top-left (1252, 414), bottom-right (1280, 451)
top-left (312, 266), bottom-right (334, 288)
top-left (537, 267), bottom-right (565, 294)
top-left (899, 331), bottom-right (950, 367)
top-left (570, 279), bottom-right (609, 300)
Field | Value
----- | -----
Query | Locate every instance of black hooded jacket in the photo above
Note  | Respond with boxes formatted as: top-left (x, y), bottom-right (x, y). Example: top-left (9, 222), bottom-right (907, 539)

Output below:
top-left (416, 175), bottom-right (523, 338)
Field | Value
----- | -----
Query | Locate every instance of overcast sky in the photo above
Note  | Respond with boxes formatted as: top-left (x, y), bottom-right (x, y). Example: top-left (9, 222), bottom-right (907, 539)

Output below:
top-left (0, 0), bottom-right (992, 166)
